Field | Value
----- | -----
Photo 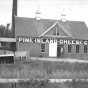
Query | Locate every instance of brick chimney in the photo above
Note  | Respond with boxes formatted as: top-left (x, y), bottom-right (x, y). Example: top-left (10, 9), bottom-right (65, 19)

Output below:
top-left (12, 0), bottom-right (17, 37)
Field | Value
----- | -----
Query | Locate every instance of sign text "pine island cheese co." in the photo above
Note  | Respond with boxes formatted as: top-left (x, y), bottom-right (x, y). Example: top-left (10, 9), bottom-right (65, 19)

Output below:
top-left (18, 37), bottom-right (88, 45)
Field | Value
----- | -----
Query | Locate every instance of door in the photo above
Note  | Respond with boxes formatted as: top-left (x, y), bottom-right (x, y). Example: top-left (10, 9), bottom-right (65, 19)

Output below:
top-left (49, 42), bottom-right (57, 57)
top-left (57, 45), bottom-right (64, 57)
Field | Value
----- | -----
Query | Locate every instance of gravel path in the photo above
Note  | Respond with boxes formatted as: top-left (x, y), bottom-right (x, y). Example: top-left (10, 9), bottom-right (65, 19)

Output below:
top-left (31, 57), bottom-right (88, 63)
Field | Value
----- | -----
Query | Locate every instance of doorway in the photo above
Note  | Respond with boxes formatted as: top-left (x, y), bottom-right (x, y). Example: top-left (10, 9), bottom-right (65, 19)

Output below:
top-left (49, 42), bottom-right (57, 57)
top-left (57, 45), bottom-right (64, 57)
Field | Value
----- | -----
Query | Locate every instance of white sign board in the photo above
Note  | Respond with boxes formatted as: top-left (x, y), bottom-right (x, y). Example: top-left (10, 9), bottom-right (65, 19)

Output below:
top-left (15, 51), bottom-right (28, 57)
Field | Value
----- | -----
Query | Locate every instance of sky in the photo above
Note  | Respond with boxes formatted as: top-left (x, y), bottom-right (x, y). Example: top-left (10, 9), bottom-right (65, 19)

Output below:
top-left (0, 0), bottom-right (88, 26)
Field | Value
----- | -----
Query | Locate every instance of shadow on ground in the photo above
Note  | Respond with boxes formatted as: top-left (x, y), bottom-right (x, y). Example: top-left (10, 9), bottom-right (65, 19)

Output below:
top-left (0, 80), bottom-right (88, 88)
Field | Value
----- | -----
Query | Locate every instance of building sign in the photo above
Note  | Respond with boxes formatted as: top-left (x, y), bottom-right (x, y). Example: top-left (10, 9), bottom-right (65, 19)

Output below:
top-left (17, 37), bottom-right (55, 43)
top-left (17, 36), bottom-right (88, 45)
top-left (58, 39), bottom-right (88, 45)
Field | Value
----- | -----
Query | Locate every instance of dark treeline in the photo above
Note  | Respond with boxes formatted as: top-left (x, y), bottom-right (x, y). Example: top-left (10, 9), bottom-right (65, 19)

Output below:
top-left (0, 24), bottom-right (16, 51)
top-left (0, 24), bottom-right (13, 37)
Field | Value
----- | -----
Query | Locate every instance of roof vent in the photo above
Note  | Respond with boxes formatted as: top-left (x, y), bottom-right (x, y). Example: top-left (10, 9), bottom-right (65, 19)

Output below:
top-left (35, 10), bottom-right (41, 20)
top-left (60, 8), bottom-right (67, 22)
top-left (61, 13), bottom-right (67, 22)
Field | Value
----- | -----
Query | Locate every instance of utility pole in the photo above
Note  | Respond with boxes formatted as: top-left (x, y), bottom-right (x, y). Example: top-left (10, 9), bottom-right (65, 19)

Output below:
top-left (12, 0), bottom-right (17, 38)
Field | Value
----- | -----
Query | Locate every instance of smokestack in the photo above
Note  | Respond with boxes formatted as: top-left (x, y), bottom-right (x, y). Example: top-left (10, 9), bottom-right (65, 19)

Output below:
top-left (12, 0), bottom-right (17, 37)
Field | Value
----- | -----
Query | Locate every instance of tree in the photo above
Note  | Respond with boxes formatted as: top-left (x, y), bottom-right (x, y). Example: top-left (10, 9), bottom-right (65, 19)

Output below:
top-left (0, 25), bottom-right (5, 37)
top-left (0, 24), bottom-right (13, 37)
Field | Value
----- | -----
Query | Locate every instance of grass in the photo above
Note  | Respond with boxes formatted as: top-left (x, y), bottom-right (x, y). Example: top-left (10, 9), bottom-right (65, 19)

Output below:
top-left (0, 58), bottom-right (88, 79)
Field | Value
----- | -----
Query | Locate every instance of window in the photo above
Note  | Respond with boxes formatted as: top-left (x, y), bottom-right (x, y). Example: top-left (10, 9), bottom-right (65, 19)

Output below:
top-left (1, 42), bottom-right (6, 46)
top-left (57, 32), bottom-right (59, 35)
top-left (84, 45), bottom-right (87, 53)
top-left (76, 45), bottom-right (80, 53)
top-left (68, 45), bottom-right (72, 53)
top-left (10, 42), bottom-right (16, 51)
top-left (53, 29), bottom-right (56, 35)
top-left (43, 38), bottom-right (46, 42)
top-left (53, 27), bottom-right (59, 35)
top-left (56, 28), bottom-right (59, 35)
top-left (41, 43), bottom-right (45, 52)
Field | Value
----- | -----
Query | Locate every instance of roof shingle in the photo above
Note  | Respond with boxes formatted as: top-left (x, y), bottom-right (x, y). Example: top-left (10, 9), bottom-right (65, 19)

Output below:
top-left (15, 17), bottom-right (88, 40)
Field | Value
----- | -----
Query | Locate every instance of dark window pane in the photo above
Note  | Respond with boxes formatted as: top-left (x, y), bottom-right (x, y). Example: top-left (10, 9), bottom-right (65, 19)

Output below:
top-left (1, 42), bottom-right (6, 46)
top-left (53, 29), bottom-right (56, 35)
top-left (10, 42), bottom-right (16, 51)
top-left (57, 28), bottom-right (59, 35)
top-left (76, 45), bottom-right (80, 53)
top-left (68, 45), bottom-right (72, 53)
top-left (43, 39), bottom-right (46, 42)
top-left (57, 32), bottom-right (59, 35)
top-left (41, 43), bottom-right (45, 52)
top-left (84, 45), bottom-right (87, 53)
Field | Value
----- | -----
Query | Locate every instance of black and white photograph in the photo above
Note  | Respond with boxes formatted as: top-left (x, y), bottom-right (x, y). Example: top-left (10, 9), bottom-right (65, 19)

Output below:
top-left (0, 0), bottom-right (88, 88)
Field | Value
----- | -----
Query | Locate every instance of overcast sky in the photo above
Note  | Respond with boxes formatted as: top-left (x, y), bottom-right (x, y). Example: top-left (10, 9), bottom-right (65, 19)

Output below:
top-left (0, 0), bottom-right (88, 26)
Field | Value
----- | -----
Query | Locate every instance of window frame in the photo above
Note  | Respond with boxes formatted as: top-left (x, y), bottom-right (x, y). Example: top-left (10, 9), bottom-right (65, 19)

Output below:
top-left (68, 44), bottom-right (72, 53)
top-left (53, 27), bottom-right (59, 35)
top-left (76, 45), bottom-right (80, 53)
top-left (41, 43), bottom-right (45, 52)
top-left (84, 45), bottom-right (87, 53)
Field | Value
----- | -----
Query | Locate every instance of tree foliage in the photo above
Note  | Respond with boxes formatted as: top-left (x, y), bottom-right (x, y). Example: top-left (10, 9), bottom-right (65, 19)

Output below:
top-left (0, 25), bottom-right (13, 37)
top-left (0, 25), bottom-right (16, 51)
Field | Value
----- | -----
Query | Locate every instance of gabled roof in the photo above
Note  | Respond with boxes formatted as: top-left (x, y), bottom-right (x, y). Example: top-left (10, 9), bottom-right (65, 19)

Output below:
top-left (39, 21), bottom-right (72, 37)
top-left (15, 16), bottom-right (88, 40)
top-left (15, 17), bottom-right (55, 37)
top-left (59, 21), bottom-right (88, 40)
